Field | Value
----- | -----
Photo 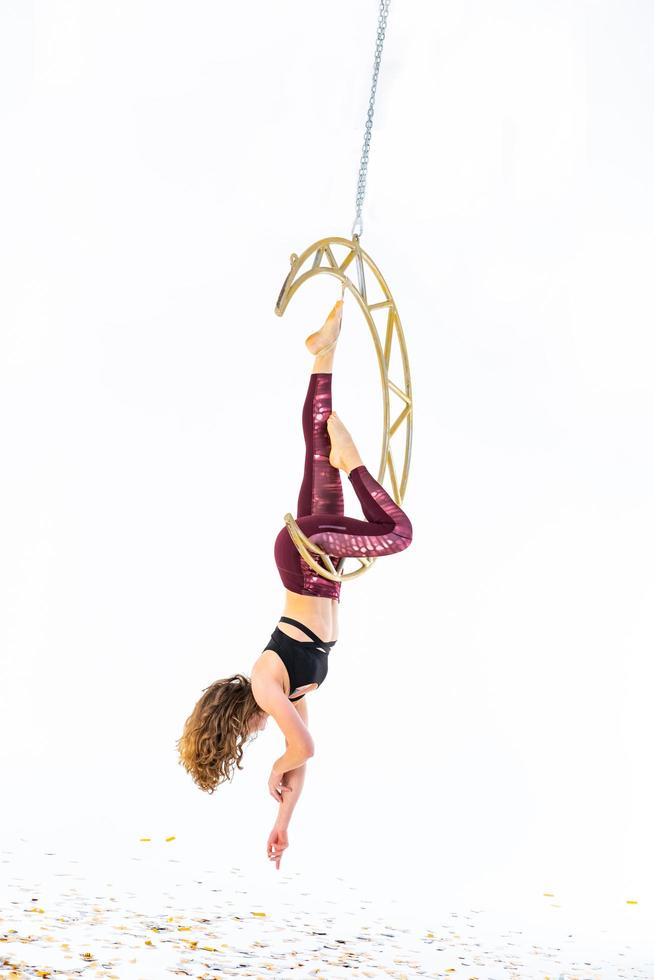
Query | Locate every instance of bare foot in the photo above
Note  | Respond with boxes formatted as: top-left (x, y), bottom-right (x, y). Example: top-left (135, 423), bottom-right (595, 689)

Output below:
top-left (326, 412), bottom-right (363, 474)
top-left (305, 300), bottom-right (343, 355)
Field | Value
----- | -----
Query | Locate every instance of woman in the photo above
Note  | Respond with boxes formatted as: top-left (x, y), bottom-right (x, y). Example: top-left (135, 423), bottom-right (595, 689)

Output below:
top-left (177, 296), bottom-right (413, 867)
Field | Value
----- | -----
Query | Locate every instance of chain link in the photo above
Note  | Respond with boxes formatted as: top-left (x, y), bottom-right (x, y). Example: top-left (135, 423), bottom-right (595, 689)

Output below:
top-left (351, 0), bottom-right (392, 241)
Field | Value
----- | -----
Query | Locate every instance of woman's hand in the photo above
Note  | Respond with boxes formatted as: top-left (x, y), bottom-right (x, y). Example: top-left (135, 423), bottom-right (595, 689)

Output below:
top-left (267, 823), bottom-right (289, 869)
top-left (268, 766), bottom-right (293, 803)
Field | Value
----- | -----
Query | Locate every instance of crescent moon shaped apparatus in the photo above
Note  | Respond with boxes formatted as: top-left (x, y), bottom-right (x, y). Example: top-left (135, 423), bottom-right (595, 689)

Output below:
top-left (275, 233), bottom-right (413, 583)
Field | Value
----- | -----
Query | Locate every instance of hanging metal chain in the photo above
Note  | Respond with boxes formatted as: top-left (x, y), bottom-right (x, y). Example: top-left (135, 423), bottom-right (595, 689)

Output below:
top-left (351, 0), bottom-right (392, 241)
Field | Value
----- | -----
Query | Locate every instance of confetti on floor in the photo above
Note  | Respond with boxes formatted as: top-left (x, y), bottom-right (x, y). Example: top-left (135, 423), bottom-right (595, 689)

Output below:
top-left (1, 836), bottom-right (653, 979)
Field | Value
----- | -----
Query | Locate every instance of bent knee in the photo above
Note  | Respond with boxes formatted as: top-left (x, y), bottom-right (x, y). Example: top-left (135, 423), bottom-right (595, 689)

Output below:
top-left (395, 514), bottom-right (413, 546)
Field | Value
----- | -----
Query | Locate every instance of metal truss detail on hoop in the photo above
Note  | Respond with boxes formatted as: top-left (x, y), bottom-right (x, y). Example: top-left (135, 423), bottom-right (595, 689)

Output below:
top-left (275, 234), bottom-right (413, 584)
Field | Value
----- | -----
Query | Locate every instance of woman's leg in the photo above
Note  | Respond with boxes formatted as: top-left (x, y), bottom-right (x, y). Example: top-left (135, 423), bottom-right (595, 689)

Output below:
top-left (273, 313), bottom-right (346, 603)
top-left (274, 301), bottom-right (411, 601)
top-left (305, 463), bottom-right (413, 560)
top-left (295, 346), bottom-right (412, 559)
top-left (296, 369), bottom-right (345, 520)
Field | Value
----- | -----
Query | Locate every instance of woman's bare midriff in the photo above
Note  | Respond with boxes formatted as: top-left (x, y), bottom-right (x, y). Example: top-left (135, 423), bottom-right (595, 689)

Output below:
top-left (279, 589), bottom-right (339, 644)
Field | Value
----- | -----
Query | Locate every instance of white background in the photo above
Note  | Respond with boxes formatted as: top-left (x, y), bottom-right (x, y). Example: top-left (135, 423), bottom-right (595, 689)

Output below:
top-left (1, 0), bottom-right (653, 917)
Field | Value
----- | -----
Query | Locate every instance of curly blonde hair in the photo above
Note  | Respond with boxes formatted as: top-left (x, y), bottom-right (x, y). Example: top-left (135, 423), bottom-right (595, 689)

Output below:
top-left (176, 673), bottom-right (263, 793)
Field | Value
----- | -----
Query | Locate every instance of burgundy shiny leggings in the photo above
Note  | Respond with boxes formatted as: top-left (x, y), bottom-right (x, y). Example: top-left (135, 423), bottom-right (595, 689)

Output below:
top-left (273, 371), bottom-right (413, 601)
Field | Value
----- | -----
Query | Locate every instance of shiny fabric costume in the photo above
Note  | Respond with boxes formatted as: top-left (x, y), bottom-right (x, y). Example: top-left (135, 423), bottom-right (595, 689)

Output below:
top-left (273, 371), bottom-right (413, 603)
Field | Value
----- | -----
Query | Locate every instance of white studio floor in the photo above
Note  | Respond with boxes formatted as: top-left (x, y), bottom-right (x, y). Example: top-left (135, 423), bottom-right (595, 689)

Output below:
top-left (1, 832), bottom-right (653, 980)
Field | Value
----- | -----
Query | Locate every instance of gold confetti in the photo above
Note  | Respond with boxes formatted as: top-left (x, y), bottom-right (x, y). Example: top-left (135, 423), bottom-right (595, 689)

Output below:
top-left (251, 911), bottom-right (266, 917)
top-left (165, 835), bottom-right (176, 842)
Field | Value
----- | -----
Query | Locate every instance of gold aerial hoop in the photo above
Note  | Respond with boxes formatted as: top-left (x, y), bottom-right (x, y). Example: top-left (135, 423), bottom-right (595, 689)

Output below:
top-left (275, 232), bottom-right (412, 583)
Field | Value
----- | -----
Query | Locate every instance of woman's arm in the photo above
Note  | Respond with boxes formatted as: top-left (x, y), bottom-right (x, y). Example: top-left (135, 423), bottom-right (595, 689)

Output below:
top-left (277, 762), bottom-right (307, 827)
top-left (267, 764), bottom-right (307, 869)
top-left (269, 696), bottom-right (311, 864)
top-left (271, 739), bottom-right (313, 776)
top-left (252, 669), bottom-right (314, 802)
top-left (276, 695), bottom-right (310, 822)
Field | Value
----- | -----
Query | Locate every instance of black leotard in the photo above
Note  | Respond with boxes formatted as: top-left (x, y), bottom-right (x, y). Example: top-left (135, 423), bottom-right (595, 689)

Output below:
top-left (264, 616), bottom-right (336, 701)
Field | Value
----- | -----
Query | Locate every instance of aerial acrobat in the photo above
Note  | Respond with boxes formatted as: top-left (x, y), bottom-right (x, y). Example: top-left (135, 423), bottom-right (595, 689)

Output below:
top-left (177, 283), bottom-right (413, 869)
